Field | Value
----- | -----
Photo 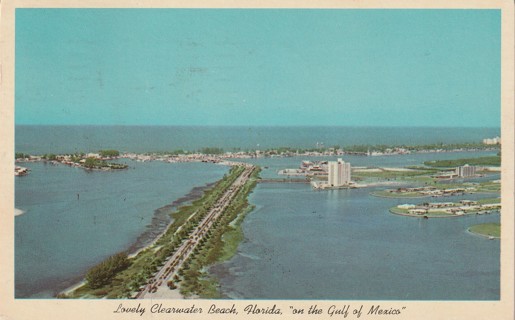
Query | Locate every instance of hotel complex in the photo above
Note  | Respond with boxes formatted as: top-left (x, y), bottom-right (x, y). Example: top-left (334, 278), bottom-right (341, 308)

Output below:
top-left (328, 158), bottom-right (351, 187)
top-left (456, 164), bottom-right (477, 177)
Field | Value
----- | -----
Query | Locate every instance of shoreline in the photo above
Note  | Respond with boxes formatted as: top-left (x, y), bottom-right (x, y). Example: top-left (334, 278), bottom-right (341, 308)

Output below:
top-left (389, 207), bottom-right (500, 219)
top-left (16, 147), bottom-right (500, 165)
top-left (64, 163), bottom-right (253, 299)
top-left (127, 182), bottom-right (217, 257)
top-left (467, 222), bottom-right (501, 239)
top-left (466, 229), bottom-right (501, 240)
top-left (61, 179), bottom-right (225, 298)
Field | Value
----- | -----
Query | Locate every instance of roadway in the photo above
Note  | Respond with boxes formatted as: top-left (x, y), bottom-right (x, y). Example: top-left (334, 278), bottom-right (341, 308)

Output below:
top-left (136, 163), bottom-right (255, 299)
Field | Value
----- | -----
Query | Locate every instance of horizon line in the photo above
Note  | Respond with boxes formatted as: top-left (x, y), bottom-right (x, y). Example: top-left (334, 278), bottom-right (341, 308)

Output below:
top-left (14, 124), bottom-right (502, 129)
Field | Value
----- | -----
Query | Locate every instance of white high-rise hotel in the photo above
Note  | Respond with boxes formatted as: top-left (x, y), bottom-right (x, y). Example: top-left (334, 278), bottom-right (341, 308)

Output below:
top-left (328, 158), bottom-right (351, 187)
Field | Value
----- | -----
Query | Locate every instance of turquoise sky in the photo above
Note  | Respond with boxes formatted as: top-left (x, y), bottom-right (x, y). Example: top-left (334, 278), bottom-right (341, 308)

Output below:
top-left (15, 9), bottom-right (500, 127)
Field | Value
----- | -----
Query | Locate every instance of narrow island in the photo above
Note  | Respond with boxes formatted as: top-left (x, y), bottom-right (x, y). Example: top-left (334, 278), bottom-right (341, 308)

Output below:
top-left (389, 198), bottom-right (501, 218)
top-left (371, 181), bottom-right (500, 198)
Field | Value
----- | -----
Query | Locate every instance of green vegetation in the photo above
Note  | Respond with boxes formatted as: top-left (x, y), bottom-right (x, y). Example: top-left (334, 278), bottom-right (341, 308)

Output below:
top-left (148, 149), bottom-right (191, 155)
top-left (352, 169), bottom-right (435, 180)
top-left (259, 142), bottom-right (498, 155)
top-left (371, 190), bottom-right (427, 198)
top-left (177, 167), bottom-right (260, 298)
top-left (346, 142), bottom-right (497, 153)
top-left (41, 153), bottom-right (57, 160)
top-left (389, 197), bottom-right (501, 219)
top-left (70, 154), bottom-right (82, 163)
top-left (424, 156), bottom-right (500, 168)
top-left (67, 165), bottom-right (249, 299)
top-left (478, 197), bottom-right (501, 204)
top-left (199, 147), bottom-right (224, 155)
top-left (84, 157), bottom-right (100, 168)
top-left (15, 152), bottom-right (28, 159)
top-left (469, 223), bottom-right (500, 238)
top-left (85, 252), bottom-right (131, 289)
top-left (475, 181), bottom-right (501, 193)
top-left (83, 157), bottom-right (128, 170)
top-left (99, 149), bottom-right (120, 157)
top-left (373, 180), bottom-right (500, 199)
top-left (389, 207), bottom-right (409, 214)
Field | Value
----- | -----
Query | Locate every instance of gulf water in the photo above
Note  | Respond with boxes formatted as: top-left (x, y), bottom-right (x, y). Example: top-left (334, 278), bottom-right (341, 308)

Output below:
top-left (211, 154), bottom-right (500, 300)
top-left (15, 160), bottom-right (228, 298)
top-left (211, 184), bottom-right (499, 300)
top-left (15, 125), bottom-right (500, 154)
top-left (14, 125), bottom-right (500, 299)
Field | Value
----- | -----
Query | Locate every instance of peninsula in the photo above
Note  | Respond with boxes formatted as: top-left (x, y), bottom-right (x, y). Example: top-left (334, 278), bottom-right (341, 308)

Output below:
top-left (62, 162), bottom-right (260, 299)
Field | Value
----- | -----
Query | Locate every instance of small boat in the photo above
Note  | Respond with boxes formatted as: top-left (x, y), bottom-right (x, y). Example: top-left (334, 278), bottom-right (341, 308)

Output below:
top-left (488, 236), bottom-right (495, 240)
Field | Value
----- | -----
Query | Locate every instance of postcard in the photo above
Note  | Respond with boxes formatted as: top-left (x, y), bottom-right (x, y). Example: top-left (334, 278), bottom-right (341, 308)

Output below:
top-left (1, 0), bottom-right (513, 319)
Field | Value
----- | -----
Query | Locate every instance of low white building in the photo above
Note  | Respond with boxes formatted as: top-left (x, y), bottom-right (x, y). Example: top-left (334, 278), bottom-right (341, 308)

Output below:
top-left (483, 136), bottom-right (501, 145)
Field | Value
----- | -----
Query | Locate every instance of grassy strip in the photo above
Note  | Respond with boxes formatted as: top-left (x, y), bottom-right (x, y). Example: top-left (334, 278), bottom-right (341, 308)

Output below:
top-left (469, 223), bottom-right (501, 238)
top-left (478, 198), bottom-right (501, 204)
top-left (389, 207), bottom-right (408, 214)
top-left (218, 204), bottom-right (255, 262)
top-left (477, 182), bottom-right (501, 193)
top-left (424, 156), bottom-right (500, 168)
top-left (371, 190), bottom-right (429, 198)
top-left (352, 170), bottom-right (432, 180)
top-left (66, 166), bottom-right (244, 299)
top-left (176, 167), bottom-right (261, 299)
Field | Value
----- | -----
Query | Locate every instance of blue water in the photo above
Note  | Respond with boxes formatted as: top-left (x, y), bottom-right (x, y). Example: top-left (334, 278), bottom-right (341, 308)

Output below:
top-left (15, 125), bottom-right (500, 154)
top-left (211, 184), bottom-right (500, 300)
top-left (235, 151), bottom-right (498, 179)
top-left (14, 125), bottom-right (500, 299)
top-left (15, 160), bottom-right (228, 298)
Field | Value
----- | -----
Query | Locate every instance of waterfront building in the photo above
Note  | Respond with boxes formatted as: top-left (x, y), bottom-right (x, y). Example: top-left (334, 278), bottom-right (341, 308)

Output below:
top-left (482, 136), bottom-right (501, 145)
top-left (456, 164), bottom-right (476, 177)
top-left (328, 158), bottom-right (351, 187)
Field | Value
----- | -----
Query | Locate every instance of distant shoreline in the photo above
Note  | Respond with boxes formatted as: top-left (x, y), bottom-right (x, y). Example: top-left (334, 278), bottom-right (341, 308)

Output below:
top-left (15, 125), bottom-right (500, 156)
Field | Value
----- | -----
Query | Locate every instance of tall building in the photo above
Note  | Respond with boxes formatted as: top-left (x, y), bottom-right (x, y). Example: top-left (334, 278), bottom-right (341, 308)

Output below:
top-left (456, 164), bottom-right (476, 177)
top-left (328, 158), bottom-right (351, 187)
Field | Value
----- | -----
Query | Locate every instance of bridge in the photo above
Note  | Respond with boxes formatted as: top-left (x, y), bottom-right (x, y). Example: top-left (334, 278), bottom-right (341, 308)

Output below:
top-left (258, 179), bottom-right (310, 184)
